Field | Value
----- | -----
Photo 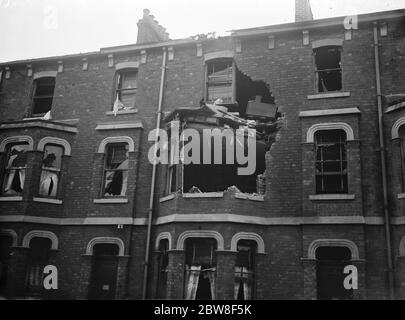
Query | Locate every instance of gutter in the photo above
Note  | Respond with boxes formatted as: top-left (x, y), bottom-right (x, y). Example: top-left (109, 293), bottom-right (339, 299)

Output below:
top-left (373, 22), bottom-right (395, 299)
top-left (142, 47), bottom-right (168, 299)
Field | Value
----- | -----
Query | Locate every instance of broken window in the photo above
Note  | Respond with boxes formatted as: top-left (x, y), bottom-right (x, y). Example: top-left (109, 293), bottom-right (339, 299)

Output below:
top-left (0, 235), bottom-right (13, 294)
top-left (206, 59), bottom-right (234, 104)
top-left (400, 125), bottom-right (405, 191)
top-left (103, 143), bottom-right (129, 197)
top-left (1, 142), bottom-right (29, 196)
top-left (39, 144), bottom-right (64, 198)
top-left (314, 46), bottom-right (342, 93)
top-left (25, 237), bottom-right (51, 294)
top-left (32, 77), bottom-right (56, 116)
top-left (156, 239), bottom-right (169, 299)
top-left (316, 246), bottom-right (353, 300)
top-left (234, 240), bottom-right (256, 300)
top-left (113, 70), bottom-right (137, 112)
top-left (165, 124), bottom-right (178, 195)
top-left (315, 130), bottom-right (348, 194)
top-left (185, 238), bottom-right (216, 300)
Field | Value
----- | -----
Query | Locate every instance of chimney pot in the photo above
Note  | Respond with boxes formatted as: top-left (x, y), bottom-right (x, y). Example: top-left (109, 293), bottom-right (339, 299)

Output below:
top-left (143, 9), bottom-right (150, 16)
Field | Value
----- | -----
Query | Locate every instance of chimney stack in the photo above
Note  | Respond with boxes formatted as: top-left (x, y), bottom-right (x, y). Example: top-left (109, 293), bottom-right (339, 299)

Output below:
top-left (137, 9), bottom-right (170, 44)
top-left (295, 0), bottom-right (314, 22)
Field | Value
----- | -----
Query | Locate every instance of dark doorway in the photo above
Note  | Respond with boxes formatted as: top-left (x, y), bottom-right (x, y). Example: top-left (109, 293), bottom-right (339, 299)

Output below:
top-left (0, 235), bottom-right (13, 294)
top-left (88, 244), bottom-right (119, 300)
top-left (26, 237), bottom-right (52, 295)
top-left (316, 246), bottom-right (353, 300)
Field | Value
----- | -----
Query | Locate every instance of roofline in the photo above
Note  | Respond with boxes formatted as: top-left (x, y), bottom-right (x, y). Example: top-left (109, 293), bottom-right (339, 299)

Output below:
top-left (230, 9), bottom-right (405, 37)
top-left (0, 9), bottom-right (403, 66)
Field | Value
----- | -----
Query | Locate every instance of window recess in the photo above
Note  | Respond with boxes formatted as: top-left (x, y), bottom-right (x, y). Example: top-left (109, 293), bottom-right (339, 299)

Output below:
top-left (314, 46), bottom-right (342, 93)
top-left (38, 144), bottom-right (64, 198)
top-left (32, 77), bottom-right (56, 116)
top-left (102, 143), bottom-right (129, 197)
top-left (315, 130), bottom-right (348, 194)
top-left (113, 70), bottom-right (137, 113)
top-left (1, 143), bottom-right (29, 196)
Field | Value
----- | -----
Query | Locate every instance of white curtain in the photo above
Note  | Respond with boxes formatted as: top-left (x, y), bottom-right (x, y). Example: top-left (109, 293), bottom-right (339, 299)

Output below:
top-left (3, 169), bottom-right (25, 194)
top-left (185, 266), bottom-right (201, 300)
top-left (205, 270), bottom-right (216, 300)
top-left (234, 267), bottom-right (252, 300)
top-left (39, 171), bottom-right (59, 197)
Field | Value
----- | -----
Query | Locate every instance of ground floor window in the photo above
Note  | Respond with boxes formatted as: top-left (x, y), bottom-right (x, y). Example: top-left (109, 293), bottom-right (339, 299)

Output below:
top-left (25, 237), bottom-right (51, 295)
top-left (0, 235), bottom-right (13, 294)
top-left (316, 246), bottom-right (353, 300)
top-left (88, 243), bottom-right (119, 300)
top-left (235, 240), bottom-right (256, 300)
top-left (156, 239), bottom-right (169, 299)
top-left (184, 238), bottom-right (217, 300)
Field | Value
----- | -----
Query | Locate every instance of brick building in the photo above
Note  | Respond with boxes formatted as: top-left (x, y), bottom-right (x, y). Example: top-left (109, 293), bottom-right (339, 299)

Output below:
top-left (0, 1), bottom-right (404, 300)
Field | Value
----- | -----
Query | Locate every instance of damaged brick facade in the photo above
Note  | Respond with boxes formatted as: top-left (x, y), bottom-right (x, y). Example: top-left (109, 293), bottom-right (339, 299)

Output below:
top-left (0, 5), bottom-right (405, 300)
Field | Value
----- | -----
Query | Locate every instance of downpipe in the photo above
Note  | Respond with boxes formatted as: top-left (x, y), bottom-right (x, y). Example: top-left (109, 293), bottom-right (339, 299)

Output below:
top-left (373, 22), bottom-right (395, 300)
top-left (142, 47), bottom-right (168, 300)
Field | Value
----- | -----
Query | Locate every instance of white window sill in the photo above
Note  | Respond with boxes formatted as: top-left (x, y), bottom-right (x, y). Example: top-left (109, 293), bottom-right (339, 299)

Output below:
top-left (106, 109), bottom-right (138, 116)
top-left (307, 92), bottom-right (351, 100)
top-left (183, 192), bottom-right (224, 199)
top-left (33, 197), bottom-right (63, 205)
top-left (309, 194), bottom-right (355, 201)
top-left (0, 196), bottom-right (23, 202)
top-left (94, 198), bottom-right (129, 204)
top-left (235, 193), bottom-right (265, 202)
top-left (160, 194), bottom-right (176, 203)
top-left (398, 193), bottom-right (405, 200)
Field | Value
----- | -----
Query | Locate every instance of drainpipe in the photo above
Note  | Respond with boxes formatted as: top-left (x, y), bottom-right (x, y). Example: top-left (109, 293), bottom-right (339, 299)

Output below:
top-left (373, 22), bottom-right (395, 300)
top-left (142, 47), bottom-right (168, 300)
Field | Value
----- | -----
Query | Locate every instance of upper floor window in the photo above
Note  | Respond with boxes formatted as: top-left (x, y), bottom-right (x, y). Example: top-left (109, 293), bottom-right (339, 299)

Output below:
top-left (400, 125), bottom-right (405, 191)
top-left (206, 59), bottom-right (234, 104)
top-left (315, 130), bottom-right (348, 194)
top-left (102, 143), bottom-right (129, 197)
top-left (39, 144), bottom-right (64, 198)
top-left (1, 143), bottom-right (29, 196)
top-left (113, 70), bottom-right (137, 113)
top-left (32, 77), bottom-right (56, 116)
top-left (314, 46), bottom-right (342, 93)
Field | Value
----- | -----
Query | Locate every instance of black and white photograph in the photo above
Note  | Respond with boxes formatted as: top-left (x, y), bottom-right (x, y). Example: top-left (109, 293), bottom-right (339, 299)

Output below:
top-left (0, 0), bottom-right (405, 306)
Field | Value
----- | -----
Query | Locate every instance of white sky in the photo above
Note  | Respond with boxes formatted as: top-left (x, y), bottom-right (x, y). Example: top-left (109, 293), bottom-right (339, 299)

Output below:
top-left (0, 0), bottom-right (404, 62)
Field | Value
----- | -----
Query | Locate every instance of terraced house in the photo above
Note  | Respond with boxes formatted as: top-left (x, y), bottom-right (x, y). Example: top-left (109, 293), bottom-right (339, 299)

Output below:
top-left (0, 0), bottom-right (405, 300)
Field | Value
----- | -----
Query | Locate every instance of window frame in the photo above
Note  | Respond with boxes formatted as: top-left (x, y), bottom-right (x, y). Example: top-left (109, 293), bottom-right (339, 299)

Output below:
top-left (31, 77), bottom-right (56, 117)
top-left (113, 69), bottom-right (138, 112)
top-left (1, 142), bottom-right (30, 197)
top-left (205, 58), bottom-right (236, 104)
top-left (313, 46), bottom-right (343, 94)
top-left (38, 143), bottom-right (65, 199)
top-left (400, 125), bottom-right (405, 192)
top-left (101, 142), bottom-right (130, 198)
top-left (314, 129), bottom-right (348, 195)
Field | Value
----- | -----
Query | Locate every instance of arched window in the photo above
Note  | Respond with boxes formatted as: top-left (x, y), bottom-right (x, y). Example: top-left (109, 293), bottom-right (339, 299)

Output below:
top-left (32, 77), bottom-right (56, 116)
top-left (185, 238), bottom-right (217, 300)
top-left (25, 237), bottom-right (52, 294)
top-left (315, 129), bottom-right (348, 194)
top-left (102, 143), bottom-right (129, 197)
top-left (235, 240), bottom-right (257, 300)
top-left (1, 142), bottom-right (29, 196)
top-left (156, 239), bottom-right (169, 299)
top-left (400, 125), bottom-right (405, 191)
top-left (38, 144), bottom-right (64, 198)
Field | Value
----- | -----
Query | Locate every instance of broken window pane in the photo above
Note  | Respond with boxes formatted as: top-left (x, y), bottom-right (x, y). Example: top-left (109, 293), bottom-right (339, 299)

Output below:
top-left (207, 59), bottom-right (233, 104)
top-left (315, 130), bottom-right (348, 194)
top-left (115, 70), bottom-right (137, 111)
top-left (314, 46), bottom-right (342, 93)
top-left (103, 143), bottom-right (129, 197)
top-left (32, 77), bottom-right (55, 115)
top-left (39, 144), bottom-right (64, 198)
top-left (1, 143), bottom-right (29, 196)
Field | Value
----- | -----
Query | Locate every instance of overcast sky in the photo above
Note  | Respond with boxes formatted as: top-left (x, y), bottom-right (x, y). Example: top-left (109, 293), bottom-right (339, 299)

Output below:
top-left (0, 0), bottom-right (404, 62)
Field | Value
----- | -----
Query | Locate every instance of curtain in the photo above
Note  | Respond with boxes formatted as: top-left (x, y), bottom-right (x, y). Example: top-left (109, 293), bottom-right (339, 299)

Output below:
top-left (234, 267), bottom-right (252, 300)
top-left (39, 171), bottom-right (58, 197)
top-left (3, 169), bottom-right (25, 194)
top-left (185, 266), bottom-right (201, 300)
top-left (205, 270), bottom-right (216, 300)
